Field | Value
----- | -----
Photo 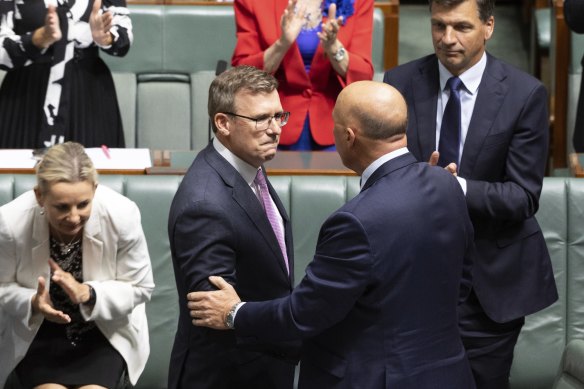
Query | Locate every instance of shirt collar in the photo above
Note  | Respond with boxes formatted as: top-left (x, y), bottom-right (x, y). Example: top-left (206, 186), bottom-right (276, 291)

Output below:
top-left (360, 147), bottom-right (408, 189)
top-left (213, 137), bottom-right (259, 186)
top-left (438, 51), bottom-right (487, 95)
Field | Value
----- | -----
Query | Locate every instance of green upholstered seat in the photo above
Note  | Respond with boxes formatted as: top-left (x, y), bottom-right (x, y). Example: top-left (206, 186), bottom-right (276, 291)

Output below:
top-left (553, 339), bottom-right (584, 389)
top-left (510, 178), bottom-right (568, 388)
top-left (2, 175), bottom-right (581, 389)
top-left (104, 4), bottom-right (386, 149)
top-left (136, 74), bottom-right (191, 150)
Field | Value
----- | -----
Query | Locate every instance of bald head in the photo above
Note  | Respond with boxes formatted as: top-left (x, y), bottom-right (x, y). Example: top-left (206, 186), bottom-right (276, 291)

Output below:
top-left (334, 81), bottom-right (408, 141)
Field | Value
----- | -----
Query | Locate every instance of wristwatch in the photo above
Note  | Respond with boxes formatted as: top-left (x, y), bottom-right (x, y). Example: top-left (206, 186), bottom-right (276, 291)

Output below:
top-left (225, 302), bottom-right (242, 329)
top-left (84, 284), bottom-right (96, 306)
top-left (333, 46), bottom-right (346, 62)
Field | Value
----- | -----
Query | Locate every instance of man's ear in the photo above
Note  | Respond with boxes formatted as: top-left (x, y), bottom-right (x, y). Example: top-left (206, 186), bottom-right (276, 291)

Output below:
top-left (346, 127), bottom-right (356, 146)
top-left (484, 16), bottom-right (495, 41)
top-left (214, 113), bottom-right (231, 137)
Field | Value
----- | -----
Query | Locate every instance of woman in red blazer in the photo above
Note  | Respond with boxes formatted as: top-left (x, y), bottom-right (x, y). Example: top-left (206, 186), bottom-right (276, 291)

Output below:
top-left (232, 0), bottom-right (374, 149)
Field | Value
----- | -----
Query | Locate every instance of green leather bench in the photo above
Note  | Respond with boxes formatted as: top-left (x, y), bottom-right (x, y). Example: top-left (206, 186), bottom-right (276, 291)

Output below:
top-left (567, 29), bottom-right (584, 156)
top-left (2, 174), bottom-right (582, 388)
top-left (101, 4), bottom-right (387, 150)
top-left (103, 5), bottom-right (237, 150)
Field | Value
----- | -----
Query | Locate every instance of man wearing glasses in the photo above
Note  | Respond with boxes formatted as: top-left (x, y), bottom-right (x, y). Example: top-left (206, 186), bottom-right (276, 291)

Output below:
top-left (167, 65), bottom-right (298, 389)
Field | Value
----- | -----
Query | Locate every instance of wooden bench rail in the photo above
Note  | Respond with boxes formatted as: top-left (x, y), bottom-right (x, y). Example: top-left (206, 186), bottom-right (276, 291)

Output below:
top-left (551, 0), bottom-right (570, 169)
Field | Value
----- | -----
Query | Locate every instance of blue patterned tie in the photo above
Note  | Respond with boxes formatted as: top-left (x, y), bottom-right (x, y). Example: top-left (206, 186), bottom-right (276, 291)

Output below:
top-left (438, 76), bottom-right (463, 167)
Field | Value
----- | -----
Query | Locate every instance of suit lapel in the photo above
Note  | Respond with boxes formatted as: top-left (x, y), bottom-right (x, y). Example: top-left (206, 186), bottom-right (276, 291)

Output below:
top-left (81, 207), bottom-right (104, 280)
top-left (362, 153), bottom-right (418, 192)
top-left (205, 146), bottom-right (291, 279)
top-left (411, 58), bottom-right (440, 160)
top-left (459, 55), bottom-right (507, 177)
top-left (31, 212), bottom-right (50, 283)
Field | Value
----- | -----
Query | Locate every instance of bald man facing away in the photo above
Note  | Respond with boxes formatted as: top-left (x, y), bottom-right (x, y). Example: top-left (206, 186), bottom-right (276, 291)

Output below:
top-left (188, 81), bottom-right (476, 389)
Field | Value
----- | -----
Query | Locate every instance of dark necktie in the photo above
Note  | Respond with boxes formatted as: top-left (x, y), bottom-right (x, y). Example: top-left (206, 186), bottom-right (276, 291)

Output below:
top-left (438, 76), bottom-right (463, 167)
top-left (254, 170), bottom-right (289, 274)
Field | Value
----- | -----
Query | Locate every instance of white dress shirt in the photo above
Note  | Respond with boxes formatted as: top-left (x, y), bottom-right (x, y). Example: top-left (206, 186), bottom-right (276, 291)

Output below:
top-left (435, 52), bottom-right (487, 194)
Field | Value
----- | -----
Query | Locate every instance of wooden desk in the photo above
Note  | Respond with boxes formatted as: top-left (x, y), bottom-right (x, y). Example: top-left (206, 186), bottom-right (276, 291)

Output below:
top-left (0, 167), bottom-right (148, 175)
top-left (148, 150), bottom-right (356, 175)
top-left (0, 149), bottom-right (151, 175)
top-left (570, 153), bottom-right (584, 177)
top-left (0, 150), bottom-right (354, 176)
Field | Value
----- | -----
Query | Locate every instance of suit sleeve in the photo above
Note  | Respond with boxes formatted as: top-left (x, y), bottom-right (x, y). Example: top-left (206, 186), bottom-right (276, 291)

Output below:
top-left (81, 200), bottom-right (154, 321)
top-left (100, 0), bottom-right (132, 57)
top-left (465, 82), bottom-right (548, 222)
top-left (338, 0), bottom-right (374, 86)
top-left (232, 0), bottom-right (265, 69)
top-left (0, 0), bottom-right (46, 70)
top-left (564, 0), bottom-right (584, 34)
top-left (459, 197), bottom-right (475, 304)
top-left (235, 211), bottom-right (372, 341)
top-left (171, 200), bottom-right (238, 294)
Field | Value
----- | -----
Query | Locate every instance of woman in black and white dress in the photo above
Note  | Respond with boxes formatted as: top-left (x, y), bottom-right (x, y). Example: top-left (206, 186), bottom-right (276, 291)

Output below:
top-left (0, 0), bottom-right (132, 148)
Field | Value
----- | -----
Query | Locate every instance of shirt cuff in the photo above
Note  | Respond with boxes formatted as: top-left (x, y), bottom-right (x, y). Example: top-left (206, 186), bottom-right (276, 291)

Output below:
top-left (232, 301), bottom-right (245, 321)
top-left (456, 176), bottom-right (467, 195)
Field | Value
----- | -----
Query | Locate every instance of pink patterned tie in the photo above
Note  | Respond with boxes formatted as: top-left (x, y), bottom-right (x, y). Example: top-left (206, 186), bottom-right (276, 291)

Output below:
top-left (255, 170), bottom-right (289, 274)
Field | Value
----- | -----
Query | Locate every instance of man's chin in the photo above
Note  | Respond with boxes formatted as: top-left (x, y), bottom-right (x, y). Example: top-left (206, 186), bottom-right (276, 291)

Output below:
top-left (263, 149), bottom-right (277, 161)
top-left (261, 142), bottom-right (278, 155)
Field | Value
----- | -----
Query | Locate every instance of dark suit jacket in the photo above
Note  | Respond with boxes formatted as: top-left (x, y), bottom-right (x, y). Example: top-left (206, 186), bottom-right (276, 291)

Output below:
top-left (564, 0), bottom-right (584, 152)
top-left (232, 0), bottom-right (374, 146)
top-left (384, 54), bottom-right (558, 322)
top-left (235, 153), bottom-right (476, 389)
top-left (167, 143), bottom-right (297, 389)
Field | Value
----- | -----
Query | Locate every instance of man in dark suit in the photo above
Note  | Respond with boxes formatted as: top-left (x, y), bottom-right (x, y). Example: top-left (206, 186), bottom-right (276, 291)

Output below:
top-left (564, 0), bottom-right (584, 152)
top-left (383, 0), bottom-right (558, 387)
top-left (187, 81), bottom-right (476, 389)
top-left (167, 65), bottom-right (298, 389)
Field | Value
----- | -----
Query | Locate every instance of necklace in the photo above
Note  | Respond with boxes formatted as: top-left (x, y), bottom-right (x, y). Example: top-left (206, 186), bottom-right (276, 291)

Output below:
top-left (296, 0), bottom-right (323, 30)
top-left (52, 231), bottom-right (82, 256)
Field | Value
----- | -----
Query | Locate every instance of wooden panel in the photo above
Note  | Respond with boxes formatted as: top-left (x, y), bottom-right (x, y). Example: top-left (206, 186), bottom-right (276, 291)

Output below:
top-left (125, 0), bottom-right (400, 71)
top-left (375, 0), bottom-right (399, 71)
top-left (147, 150), bottom-right (356, 176)
top-left (552, 0), bottom-right (570, 169)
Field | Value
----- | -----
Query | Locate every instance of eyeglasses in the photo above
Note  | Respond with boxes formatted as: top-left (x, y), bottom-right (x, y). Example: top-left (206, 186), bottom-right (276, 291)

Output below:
top-left (224, 111), bottom-right (290, 130)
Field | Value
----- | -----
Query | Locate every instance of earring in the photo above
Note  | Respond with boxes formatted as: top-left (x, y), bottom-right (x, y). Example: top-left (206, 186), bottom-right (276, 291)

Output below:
top-left (40, 207), bottom-right (45, 215)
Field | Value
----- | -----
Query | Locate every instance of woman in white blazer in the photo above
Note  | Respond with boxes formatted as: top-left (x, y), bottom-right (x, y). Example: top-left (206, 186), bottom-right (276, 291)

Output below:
top-left (0, 142), bottom-right (154, 388)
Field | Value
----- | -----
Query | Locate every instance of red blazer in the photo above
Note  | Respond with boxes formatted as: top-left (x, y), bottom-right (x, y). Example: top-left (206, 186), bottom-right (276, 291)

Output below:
top-left (232, 0), bottom-right (374, 146)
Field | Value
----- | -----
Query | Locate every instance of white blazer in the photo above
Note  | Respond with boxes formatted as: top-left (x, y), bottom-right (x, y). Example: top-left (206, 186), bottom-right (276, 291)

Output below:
top-left (0, 185), bottom-right (155, 387)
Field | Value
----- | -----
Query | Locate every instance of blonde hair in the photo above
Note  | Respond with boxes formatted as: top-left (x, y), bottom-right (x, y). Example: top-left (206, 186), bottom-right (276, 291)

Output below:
top-left (36, 142), bottom-right (98, 194)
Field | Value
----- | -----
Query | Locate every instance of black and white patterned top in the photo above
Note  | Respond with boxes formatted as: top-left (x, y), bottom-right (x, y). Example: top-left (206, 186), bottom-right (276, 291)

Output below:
top-left (49, 234), bottom-right (96, 346)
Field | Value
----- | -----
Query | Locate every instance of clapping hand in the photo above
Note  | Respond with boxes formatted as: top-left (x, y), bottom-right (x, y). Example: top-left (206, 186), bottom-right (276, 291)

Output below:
top-left (31, 276), bottom-right (71, 324)
top-left (318, 3), bottom-right (343, 50)
top-left (428, 151), bottom-right (458, 176)
top-left (280, 0), bottom-right (307, 47)
top-left (90, 0), bottom-right (114, 47)
top-left (32, 4), bottom-right (62, 49)
top-left (49, 258), bottom-right (92, 305)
